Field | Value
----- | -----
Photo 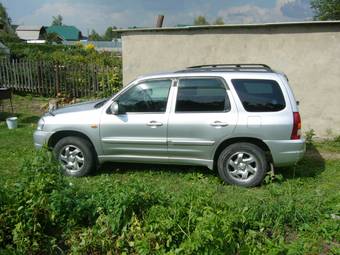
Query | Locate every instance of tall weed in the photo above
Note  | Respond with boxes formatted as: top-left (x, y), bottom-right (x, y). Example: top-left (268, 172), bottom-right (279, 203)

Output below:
top-left (0, 150), bottom-right (338, 254)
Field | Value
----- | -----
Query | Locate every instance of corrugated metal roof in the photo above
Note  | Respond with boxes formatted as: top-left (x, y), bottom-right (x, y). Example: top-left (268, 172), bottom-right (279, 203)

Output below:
top-left (16, 25), bottom-right (45, 40)
top-left (16, 30), bottom-right (42, 40)
top-left (46, 25), bottom-right (81, 41)
top-left (16, 25), bottom-right (43, 31)
top-left (115, 20), bottom-right (340, 33)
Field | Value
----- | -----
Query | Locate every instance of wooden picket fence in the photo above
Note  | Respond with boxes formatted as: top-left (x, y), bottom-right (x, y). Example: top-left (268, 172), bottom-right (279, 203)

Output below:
top-left (0, 58), bottom-right (121, 97)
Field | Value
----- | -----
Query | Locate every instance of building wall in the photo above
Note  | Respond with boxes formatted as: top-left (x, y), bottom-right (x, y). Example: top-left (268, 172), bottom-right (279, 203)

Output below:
top-left (121, 23), bottom-right (340, 137)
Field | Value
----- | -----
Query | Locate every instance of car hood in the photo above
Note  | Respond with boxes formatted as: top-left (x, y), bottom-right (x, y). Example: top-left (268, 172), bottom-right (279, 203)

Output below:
top-left (51, 99), bottom-right (104, 115)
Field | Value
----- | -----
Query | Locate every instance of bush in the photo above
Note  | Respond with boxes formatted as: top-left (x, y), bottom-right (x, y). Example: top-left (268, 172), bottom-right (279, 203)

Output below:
top-left (0, 150), bottom-right (338, 254)
top-left (305, 129), bottom-right (316, 146)
top-left (6, 43), bottom-right (121, 67)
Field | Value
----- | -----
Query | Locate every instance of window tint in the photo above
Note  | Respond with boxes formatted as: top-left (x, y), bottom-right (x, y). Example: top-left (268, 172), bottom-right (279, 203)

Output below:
top-left (176, 78), bottom-right (229, 112)
top-left (232, 79), bottom-right (285, 112)
top-left (117, 80), bottom-right (171, 113)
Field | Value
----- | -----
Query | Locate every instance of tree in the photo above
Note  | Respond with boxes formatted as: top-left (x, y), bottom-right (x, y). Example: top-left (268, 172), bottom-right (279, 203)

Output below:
top-left (0, 3), bottom-right (20, 43)
top-left (213, 17), bottom-right (225, 25)
top-left (52, 14), bottom-right (63, 26)
top-left (88, 29), bottom-right (102, 41)
top-left (311, 0), bottom-right (340, 20)
top-left (193, 16), bottom-right (209, 25)
top-left (45, 32), bottom-right (62, 44)
top-left (0, 3), bottom-right (13, 33)
top-left (103, 26), bottom-right (119, 41)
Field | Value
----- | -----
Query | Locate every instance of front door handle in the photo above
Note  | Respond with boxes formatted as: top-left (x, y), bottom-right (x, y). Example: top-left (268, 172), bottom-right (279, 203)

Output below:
top-left (210, 121), bottom-right (229, 127)
top-left (147, 121), bottom-right (163, 127)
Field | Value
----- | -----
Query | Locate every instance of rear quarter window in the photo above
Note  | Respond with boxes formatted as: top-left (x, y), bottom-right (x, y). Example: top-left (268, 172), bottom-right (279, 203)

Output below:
top-left (232, 79), bottom-right (285, 112)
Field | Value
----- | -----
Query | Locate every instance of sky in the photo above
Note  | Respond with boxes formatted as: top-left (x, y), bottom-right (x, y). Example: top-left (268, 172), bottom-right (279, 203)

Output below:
top-left (1, 0), bottom-right (314, 34)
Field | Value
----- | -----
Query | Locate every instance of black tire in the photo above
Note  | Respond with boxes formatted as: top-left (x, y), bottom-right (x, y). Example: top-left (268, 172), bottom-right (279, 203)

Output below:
top-left (53, 136), bottom-right (96, 177)
top-left (217, 142), bottom-right (268, 187)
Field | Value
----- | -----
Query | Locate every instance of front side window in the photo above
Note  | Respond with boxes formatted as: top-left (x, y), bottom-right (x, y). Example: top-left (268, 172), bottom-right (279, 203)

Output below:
top-left (117, 79), bottom-right (172, 113)
top-left (232, 79), bottom-right (286, 112)
top-left (176, 78), bottom-right (229, 112)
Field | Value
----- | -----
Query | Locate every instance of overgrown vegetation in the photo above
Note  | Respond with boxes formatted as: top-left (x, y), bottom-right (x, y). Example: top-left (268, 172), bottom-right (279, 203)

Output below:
top-left (0, 3), bottom-right (21, 44)
top-left (0, 149), bottom-right (339, 254)
top-left (315, 135), bottom-right (340, 153)
top-left (0, 96), bottom-right (339, 254)
top-left (305, 128), bottom-right (316, 148)
top-left (7, 42), bottom-right (121, 67)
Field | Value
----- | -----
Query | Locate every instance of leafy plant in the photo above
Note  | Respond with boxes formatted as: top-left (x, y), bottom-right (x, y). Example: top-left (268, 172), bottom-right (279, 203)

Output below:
top-left (305, 128), bottom-right (316, 146)
top-left (7, 43), bottom-right (121, 67)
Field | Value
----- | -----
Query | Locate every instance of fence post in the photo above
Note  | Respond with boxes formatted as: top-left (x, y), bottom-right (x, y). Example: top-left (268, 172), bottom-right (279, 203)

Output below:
top-left (5, 59), bottom-right (10, 87)
top-left (92, 65), bottom-right (97, 96)
top-left (55, 62), bottom-right (60, 97)
top-left (0, 59), bottom-right (4, 87)
top-left (36, 61), bottom-right (40, 94)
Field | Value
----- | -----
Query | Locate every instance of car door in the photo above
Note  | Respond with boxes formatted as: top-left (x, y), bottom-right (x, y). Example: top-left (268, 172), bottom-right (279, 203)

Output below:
top-left (167, 77), bottom-right (238, 165)
top-left (100, 79), bottom-right (173, 161)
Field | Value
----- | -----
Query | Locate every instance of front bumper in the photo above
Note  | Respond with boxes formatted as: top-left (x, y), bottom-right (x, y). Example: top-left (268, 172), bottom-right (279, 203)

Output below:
top-left (33, 130), bottom-right (54, 149)
top-left (264, 139), bottom-right (306, 167)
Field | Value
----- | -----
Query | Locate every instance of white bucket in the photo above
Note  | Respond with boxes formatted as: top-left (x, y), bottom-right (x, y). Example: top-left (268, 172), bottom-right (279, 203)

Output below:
top-left (6, 117), bottom-right (18, 129)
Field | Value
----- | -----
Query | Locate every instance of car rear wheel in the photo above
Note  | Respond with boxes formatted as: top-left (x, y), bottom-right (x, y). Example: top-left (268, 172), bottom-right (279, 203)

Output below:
top-left (53, 136), bottom-right (95, 177)
top-left (217, 142), bottom-right (268, 187)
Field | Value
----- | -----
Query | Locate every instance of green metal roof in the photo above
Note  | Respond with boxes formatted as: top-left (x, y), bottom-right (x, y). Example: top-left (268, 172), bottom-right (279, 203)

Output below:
top-left (46, 25), bottom-right (81, 41)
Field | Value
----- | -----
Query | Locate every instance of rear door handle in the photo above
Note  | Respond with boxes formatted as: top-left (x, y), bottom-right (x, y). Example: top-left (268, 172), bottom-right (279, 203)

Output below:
top-left (147, 121), bottom-right (163, 127)
top-left (210, 121), bottom-right (229, 127)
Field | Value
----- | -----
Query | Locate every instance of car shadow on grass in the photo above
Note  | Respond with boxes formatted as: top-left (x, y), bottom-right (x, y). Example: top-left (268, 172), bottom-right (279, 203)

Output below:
top-left (96, 162), bottom-right (218, 177)
top-left (275, 143), bottom-right (326, 180)
top-left (97, 144), bottom-right (325, 182)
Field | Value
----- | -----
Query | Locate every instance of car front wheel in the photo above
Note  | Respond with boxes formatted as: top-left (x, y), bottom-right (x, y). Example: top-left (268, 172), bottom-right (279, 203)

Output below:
top-left (53, 136), bottom-right (95, 177)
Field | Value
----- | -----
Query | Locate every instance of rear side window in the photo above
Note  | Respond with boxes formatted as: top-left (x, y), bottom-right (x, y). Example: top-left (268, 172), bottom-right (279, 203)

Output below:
top-left (232, 79), bottom-right (285, 112)
top-left (176, 78), bottom-right (230, 112)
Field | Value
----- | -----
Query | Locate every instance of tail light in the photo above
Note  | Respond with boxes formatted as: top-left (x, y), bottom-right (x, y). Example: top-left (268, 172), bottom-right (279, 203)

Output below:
top-left (291, 112), bottom-right (301, 140)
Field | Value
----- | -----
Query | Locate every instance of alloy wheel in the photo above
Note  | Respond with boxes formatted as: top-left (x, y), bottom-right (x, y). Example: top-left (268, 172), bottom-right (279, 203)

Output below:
top-left (59, 145), bottom-right (85, 173)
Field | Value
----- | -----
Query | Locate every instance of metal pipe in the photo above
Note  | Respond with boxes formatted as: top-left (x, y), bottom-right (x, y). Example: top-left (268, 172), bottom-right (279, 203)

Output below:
top-left (155, 15), bottom-right (164, 28)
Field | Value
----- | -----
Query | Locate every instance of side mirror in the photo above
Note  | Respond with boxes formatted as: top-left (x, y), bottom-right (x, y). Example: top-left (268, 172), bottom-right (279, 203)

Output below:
top-left (110, 102), bottom-right (119, 115)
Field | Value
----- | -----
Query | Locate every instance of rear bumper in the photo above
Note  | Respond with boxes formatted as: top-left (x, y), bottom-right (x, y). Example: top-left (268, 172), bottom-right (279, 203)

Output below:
top-left (33, 130), bottom-right (54, 149)
top-left (264, 139), bottom-right (306, 167)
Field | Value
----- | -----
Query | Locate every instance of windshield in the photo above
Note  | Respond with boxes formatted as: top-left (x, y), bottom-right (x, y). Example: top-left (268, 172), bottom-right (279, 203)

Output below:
top-left (94, 99), bottom-right (108, 108)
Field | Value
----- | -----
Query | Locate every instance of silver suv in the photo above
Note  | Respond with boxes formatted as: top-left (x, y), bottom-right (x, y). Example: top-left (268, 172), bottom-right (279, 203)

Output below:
top-left (34, 64), bottom-right (305, 187)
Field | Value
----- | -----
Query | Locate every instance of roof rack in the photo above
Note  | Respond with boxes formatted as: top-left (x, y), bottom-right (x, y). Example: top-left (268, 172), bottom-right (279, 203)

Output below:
top-left (176, 64), bottom-right (273, 73)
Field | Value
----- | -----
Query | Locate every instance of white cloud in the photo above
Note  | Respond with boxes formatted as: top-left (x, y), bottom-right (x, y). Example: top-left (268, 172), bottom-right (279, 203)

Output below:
top-left (218, 0), bottom-right (312, 24)
top-left (13, 0), bottom-right (313, 33)
top-left (16, 1), bottom-right (155, 34)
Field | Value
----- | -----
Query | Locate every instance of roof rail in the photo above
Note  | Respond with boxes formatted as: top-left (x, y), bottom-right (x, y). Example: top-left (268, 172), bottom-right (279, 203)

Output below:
top-left (188, 64), bottom-right (271, 70)
top-left (176, 64), bottom-right (273, 73)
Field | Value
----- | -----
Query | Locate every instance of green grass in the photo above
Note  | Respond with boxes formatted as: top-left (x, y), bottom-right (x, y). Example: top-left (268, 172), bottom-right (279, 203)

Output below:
top-left (0, 95), bottom-right (339, 254)
top-left (0, 95), bottom-right (46, 182)
top-left (315, 138), bottom-right (340, 153)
